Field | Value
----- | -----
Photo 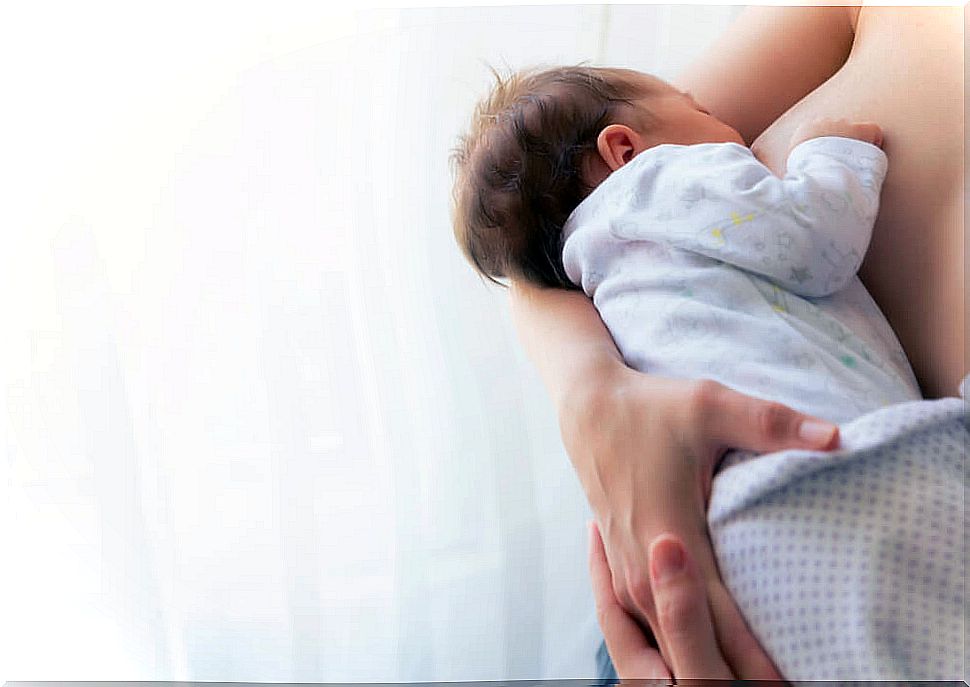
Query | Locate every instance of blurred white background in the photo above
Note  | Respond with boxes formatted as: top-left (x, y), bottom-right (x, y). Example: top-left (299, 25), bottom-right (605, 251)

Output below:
top-left (0, 2), bottom-right (741, 680)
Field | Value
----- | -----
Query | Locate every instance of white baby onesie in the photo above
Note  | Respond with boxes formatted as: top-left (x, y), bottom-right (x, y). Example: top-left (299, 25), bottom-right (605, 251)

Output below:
top-left (561, 137), bottom-right (922, 425)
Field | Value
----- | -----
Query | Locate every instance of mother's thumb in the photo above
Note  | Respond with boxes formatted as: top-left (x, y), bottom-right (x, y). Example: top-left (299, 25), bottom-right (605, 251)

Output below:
top-left (693, 380), bottom-right (839, 454)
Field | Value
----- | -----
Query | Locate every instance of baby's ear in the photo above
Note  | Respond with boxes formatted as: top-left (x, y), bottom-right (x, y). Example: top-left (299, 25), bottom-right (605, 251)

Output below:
top-left (596, 124), bottom-right (642, 172)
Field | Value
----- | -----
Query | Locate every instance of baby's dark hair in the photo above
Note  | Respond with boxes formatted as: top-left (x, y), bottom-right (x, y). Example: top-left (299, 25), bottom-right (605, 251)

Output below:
top-left (450, 65), bottom-right (652, 289)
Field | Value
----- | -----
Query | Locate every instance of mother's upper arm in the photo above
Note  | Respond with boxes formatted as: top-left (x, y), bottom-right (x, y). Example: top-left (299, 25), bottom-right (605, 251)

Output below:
top-left (672, 5), bottom-right (858, 146)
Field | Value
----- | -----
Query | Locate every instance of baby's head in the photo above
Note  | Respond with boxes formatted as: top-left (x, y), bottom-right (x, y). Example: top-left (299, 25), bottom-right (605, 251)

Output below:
top-left (450, 65), bottom-right (743, 289)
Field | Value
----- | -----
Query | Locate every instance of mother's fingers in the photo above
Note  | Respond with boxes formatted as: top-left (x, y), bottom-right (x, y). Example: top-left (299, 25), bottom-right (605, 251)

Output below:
top-left (647, 534), bottom-right (733, 679)
top-left (588, 522), bottom-right (670, 679)
top-left (692, 379), bottom-right (839, 454)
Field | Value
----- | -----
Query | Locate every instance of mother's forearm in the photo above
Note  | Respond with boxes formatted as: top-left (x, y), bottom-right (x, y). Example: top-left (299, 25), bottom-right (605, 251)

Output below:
top-left (507, 279), bottom-right (626, 419)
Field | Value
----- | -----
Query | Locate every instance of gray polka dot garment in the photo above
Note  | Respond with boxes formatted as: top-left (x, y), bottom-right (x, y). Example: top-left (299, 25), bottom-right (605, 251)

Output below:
top-left (708, 375), bottom-right (968, 680)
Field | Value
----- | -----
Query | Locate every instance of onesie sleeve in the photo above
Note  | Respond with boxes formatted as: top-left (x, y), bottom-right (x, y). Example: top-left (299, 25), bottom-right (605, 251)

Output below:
top-left (613, 137), bottom-right (888, 298)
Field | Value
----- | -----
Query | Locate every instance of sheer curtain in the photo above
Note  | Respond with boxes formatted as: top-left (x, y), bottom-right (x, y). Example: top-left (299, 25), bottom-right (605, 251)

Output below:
top-left (1, 4), bottom-right (741, 680)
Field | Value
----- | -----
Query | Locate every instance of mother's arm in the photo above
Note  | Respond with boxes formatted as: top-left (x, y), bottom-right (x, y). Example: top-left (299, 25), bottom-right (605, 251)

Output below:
top-left (507, 6), bottom-right (859, 678)
top-left (509, 281), bottom-right (838, 679)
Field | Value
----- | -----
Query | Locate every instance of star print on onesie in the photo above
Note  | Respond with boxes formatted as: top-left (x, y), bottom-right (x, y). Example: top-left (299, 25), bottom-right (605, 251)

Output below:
top-left (561, 136), bottom-right (921, 426)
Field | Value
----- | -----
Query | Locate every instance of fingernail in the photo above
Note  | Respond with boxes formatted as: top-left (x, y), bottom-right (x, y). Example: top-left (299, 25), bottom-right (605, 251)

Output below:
top-left (650, 538), bottom-right (685, 584)
top-left (798, 420), bottom-right (836, 445)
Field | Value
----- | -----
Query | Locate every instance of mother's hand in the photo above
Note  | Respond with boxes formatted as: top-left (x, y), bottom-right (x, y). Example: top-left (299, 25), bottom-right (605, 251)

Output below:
top-left (590, 524), bottom-right (792, 683)
top-left (589, 523), bottom-right (732, 679)
top-left (562, 368), bottom-right (838, 679)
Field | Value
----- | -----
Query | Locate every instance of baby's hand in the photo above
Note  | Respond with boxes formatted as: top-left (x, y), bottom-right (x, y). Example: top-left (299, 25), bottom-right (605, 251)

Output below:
top-left (789, 117), bottom-right (884, 154)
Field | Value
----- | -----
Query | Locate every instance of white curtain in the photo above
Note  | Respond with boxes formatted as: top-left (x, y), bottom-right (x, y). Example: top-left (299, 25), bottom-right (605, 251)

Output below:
top-left (0, 4), bottom-right (741, 680)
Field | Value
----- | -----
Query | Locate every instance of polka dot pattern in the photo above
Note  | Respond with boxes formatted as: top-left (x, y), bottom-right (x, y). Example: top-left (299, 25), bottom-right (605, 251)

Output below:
top-left (708, 382), bottom-right (968, 680)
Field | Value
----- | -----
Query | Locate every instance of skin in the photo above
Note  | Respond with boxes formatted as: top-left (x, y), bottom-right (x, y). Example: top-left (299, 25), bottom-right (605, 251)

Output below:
top-left (589, 524), bottom-right (735, 680)
top-left (584, 72), bottom-right (884, 188)
top-left (745, 7), bottom-right (965, 401)
top-left (508, 4), bottom-right (965, 680)
top-left (583, 72), bottom-right (746, 189)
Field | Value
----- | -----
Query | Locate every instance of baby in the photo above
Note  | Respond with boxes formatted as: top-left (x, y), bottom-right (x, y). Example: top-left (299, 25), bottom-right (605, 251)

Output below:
top-left (454, 68), bottom-right (970, 680)
top-left (451, 66), bottom-right (966, 679)
top-left (450, 65), bottom-right (921, 425)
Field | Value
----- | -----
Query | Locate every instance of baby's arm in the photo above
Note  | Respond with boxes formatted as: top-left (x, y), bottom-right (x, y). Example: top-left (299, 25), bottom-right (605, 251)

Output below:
top-left (730, 131), bottom-right (886, 297)
top-left (625, 121), bottom-right (887, 298)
